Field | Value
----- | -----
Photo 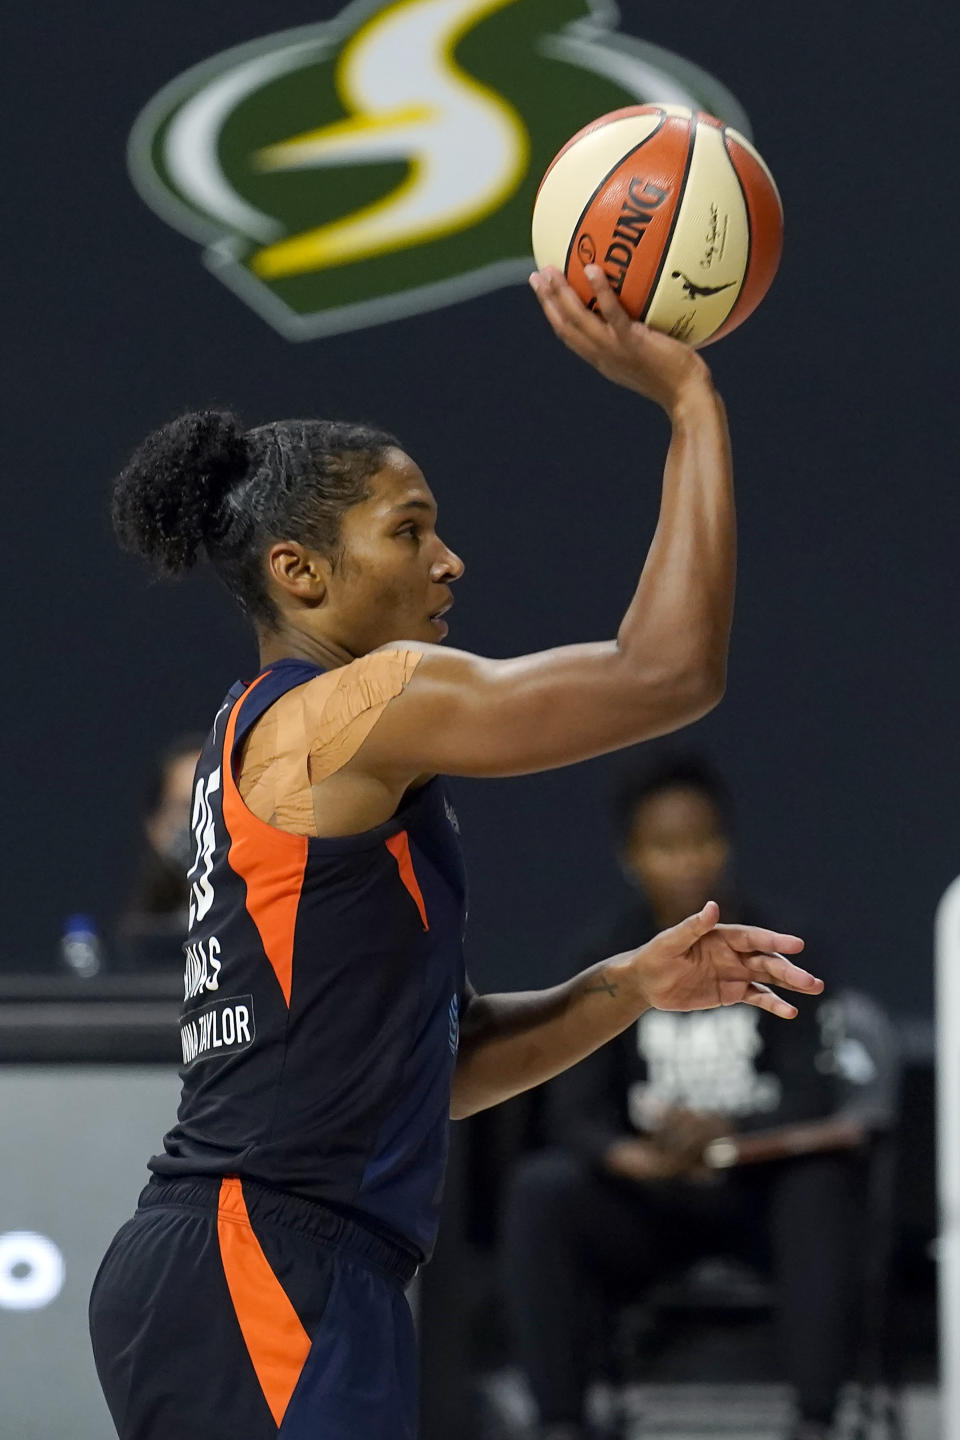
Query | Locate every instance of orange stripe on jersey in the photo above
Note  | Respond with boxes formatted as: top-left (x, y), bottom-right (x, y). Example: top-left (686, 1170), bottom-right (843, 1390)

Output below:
top-left (217, 1177), bottom-right (312, 1426)
top-left (221, 674), bottom-right (308, 1007)
top-left (385, 830), bottom-right (429, 930)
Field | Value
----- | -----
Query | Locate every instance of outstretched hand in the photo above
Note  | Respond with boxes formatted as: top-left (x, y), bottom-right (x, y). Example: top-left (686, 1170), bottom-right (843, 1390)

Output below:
top-left (631, 901), bottom-right (822, 1020)
top-left (529, 264), bottom-right (711, 413)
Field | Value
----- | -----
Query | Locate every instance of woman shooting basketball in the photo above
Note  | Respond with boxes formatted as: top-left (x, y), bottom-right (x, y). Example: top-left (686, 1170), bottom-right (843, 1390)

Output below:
top-left (89, 266), bottom-right (821, 1440)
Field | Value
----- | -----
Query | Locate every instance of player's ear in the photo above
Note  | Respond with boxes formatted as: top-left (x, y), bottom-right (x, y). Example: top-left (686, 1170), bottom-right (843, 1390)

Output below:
top-left (265, 541), bottom-right (329, 605)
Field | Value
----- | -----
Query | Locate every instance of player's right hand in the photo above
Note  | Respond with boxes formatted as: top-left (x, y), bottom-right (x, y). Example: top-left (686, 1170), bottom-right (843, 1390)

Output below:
top-left (529, 263), bottom-right (713, 414)
top-left (629, 901), bottom-right (821, 1020)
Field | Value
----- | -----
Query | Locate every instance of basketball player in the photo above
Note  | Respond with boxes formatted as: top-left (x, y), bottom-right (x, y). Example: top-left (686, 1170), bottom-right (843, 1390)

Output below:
top-left (89, 266), bottom-right (822, 1440)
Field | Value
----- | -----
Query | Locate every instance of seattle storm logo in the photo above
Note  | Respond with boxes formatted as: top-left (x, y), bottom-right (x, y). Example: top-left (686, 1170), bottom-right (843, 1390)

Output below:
top-left (128, 0), bottom-right (750, 339)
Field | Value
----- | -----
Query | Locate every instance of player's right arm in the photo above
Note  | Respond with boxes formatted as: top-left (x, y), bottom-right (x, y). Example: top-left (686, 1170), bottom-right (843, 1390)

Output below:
top-left (360, 266), bottom-right (735, 781)
top-left (450, 904), bottom-right (819, 1119)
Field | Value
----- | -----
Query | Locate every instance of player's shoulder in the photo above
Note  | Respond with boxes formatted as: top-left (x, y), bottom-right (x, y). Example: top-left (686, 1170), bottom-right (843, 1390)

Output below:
top-left (371, 641), bottom-right (497, 690)
top-left (294, 647), bottom-right (425, 731)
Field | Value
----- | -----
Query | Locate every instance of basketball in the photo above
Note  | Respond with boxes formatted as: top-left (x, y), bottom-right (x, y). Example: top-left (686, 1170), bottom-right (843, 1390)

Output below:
top-left (532, 104), bottom-right (783, 347)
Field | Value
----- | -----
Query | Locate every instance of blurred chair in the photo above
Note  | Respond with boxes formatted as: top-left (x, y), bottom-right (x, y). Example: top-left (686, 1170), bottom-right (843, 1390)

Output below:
top-left (603, 1127), bottom-right (905, 1440)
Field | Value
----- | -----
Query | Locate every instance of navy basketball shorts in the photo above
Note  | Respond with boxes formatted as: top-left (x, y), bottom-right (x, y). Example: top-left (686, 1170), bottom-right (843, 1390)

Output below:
top-left (89, 1176), bottom-right (420, 1440)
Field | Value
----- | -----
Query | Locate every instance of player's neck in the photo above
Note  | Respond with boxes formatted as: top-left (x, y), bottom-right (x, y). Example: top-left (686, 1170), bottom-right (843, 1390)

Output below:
top-left (257, 620), bottom-right (354, 672)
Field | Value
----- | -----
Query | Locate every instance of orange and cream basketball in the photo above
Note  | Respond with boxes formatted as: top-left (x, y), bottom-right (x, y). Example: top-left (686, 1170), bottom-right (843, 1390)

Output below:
top-left (532, 104), bottom-right (783, 347)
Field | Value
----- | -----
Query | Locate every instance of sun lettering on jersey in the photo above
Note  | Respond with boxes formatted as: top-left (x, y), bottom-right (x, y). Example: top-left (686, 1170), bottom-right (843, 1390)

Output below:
top-left (187, 767), bottom-right (221, 928)
top-left (183, 936), bottom-right (222, 1001)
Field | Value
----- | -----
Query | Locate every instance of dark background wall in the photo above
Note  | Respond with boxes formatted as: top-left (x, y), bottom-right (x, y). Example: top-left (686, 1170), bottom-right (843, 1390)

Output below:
top-left (4, 0), bottom-right (956, 1015)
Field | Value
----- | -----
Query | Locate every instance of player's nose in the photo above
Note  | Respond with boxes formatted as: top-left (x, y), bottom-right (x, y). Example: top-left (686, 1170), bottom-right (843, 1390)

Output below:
top-left (433, 541), bottom-right (465, 581)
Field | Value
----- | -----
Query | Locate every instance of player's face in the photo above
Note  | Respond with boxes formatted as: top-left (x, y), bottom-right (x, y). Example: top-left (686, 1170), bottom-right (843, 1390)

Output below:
top-left (624, 786), bottom-right (730, 920)
top-left (328, 449), bottom-right (465, 654)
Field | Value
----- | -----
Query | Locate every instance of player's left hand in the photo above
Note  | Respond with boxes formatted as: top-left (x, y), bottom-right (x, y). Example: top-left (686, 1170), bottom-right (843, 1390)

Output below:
top-left (630, 901), bottom-right (821, 1019)
top-left (529, 263), bottom-right (710, 413)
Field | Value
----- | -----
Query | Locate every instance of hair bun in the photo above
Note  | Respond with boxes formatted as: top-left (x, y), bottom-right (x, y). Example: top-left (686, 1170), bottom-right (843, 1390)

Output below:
top-left (112, 409), bottom-right (250, 574)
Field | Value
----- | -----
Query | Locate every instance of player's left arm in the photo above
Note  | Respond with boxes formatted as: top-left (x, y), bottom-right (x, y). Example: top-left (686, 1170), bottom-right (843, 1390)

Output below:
top-left (451, 902), bottom-right (822, 1120)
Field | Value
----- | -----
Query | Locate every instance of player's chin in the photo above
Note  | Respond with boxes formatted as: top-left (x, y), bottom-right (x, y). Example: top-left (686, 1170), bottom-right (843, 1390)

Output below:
top-left (427, 614), bottom-right (449, 641)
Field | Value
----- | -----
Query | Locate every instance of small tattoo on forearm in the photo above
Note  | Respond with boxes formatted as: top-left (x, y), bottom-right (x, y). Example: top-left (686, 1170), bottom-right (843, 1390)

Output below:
top-left (584, 975), bottom-right (618, 998)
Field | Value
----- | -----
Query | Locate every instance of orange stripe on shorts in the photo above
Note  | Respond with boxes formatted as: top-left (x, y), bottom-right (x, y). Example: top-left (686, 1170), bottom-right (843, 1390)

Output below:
top-left (217, 1177), bottom-right (312, 1427)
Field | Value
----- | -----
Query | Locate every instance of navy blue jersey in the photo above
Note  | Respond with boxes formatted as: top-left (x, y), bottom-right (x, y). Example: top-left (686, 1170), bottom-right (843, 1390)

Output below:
top-left (150, 659), bottom-right (467, 1260)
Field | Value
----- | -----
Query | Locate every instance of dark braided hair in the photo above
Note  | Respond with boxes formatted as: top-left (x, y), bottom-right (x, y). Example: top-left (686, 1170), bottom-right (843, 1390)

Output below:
top-left (112, 410), bottom-right (399, 625)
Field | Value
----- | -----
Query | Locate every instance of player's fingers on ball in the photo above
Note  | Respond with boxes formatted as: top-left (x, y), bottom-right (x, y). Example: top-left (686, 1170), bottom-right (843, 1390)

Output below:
top-left (529, 271), bottom-right (560, 314)
top-left (533, 271), bottom-right (584, 329)
top-left (536, 288), bottom-right (583, 343)
top-left (742, 982), bottom-right (798, 1020)
top-left (531, 268), bottom-right (572, 311)
top-left (548, 271), bottom-right (610, 341)
top-left (534, 270), bottom-right (612, 361)
top-left (584, 265), bottom-right (631, 333)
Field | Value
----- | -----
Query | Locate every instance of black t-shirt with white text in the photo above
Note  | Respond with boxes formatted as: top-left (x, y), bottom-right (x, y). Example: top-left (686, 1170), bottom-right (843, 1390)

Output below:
top-left (546, 895), bottom-right (897, 1165)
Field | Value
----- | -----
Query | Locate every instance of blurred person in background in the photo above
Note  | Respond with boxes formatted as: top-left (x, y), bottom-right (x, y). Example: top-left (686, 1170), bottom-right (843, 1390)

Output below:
top-left (113, 734), bottom-right (202, 971)
top-left (502, 754), bottom-right (898, 1440)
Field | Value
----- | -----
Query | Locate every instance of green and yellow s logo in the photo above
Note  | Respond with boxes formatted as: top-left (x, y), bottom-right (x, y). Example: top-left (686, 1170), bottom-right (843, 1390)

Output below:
top-left (129, 0), bottom-right (749, 338)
